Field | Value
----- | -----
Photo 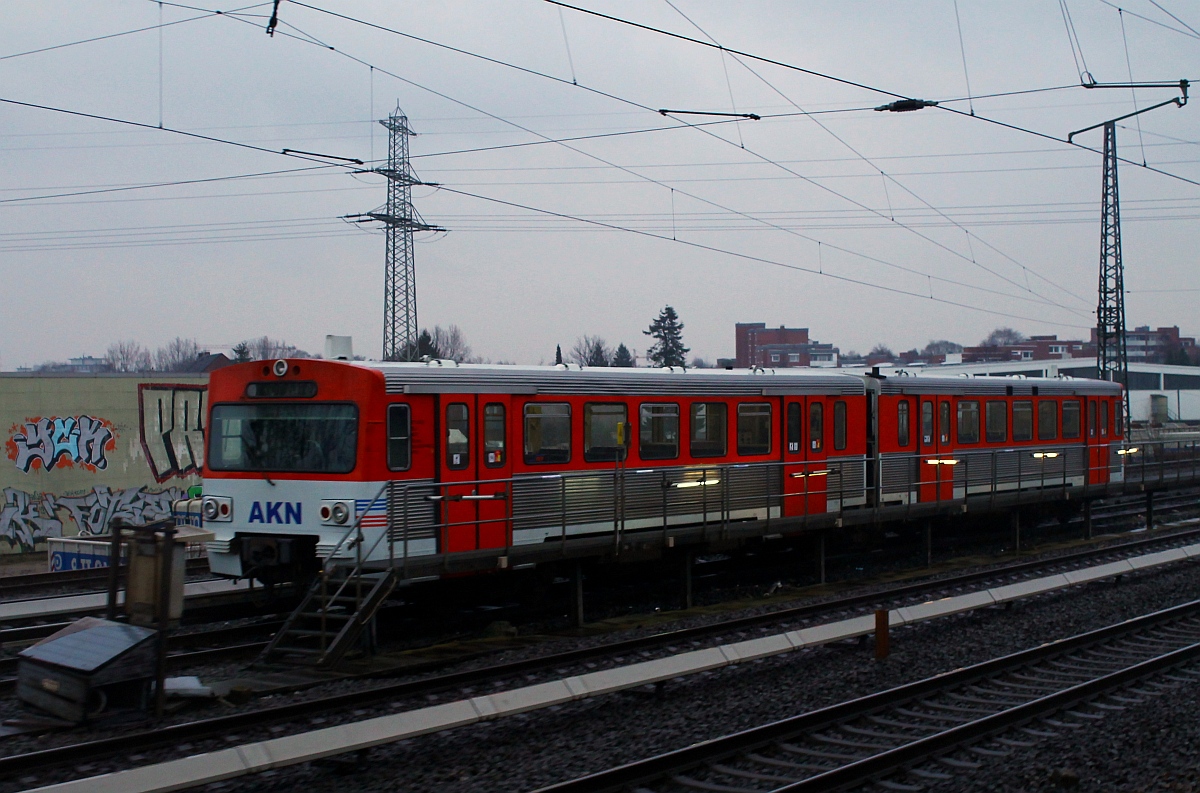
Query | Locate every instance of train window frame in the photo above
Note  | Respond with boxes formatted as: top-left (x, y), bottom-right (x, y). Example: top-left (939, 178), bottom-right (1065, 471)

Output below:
top-left (897, 401), bottom-right (910, 447)
top-left (387, 403), bottom-right (411, 471)
top-left (1088, 400), bottom-right (1097, 438)
top-left (957, 400), bottom-right (980, 444)
top-left (737, 402), bottom-right (772, 456)
top-left (921, 400), bottom-right (933, 446)
top-left (1012, 401), bottom-right (1033, 442)
top-left (985, 400), bottom-right (1007, 443)
top-left (445, 403), bottom-right (470, 470)
top-left (1062, 400), bottom-right (1081, 439)
top-left (483, 403), bottom-right (506, 468)
top-left (524, 402), bottom-right (572, 465)
top-left (583, 403), bottom-right (627, 463)
top-left (1038, 400), bottom-right (1058, 440)
top-left (1114, 401), bottom-right (1122, 436)
top-left (690, 402), bottom-right (728, 457)
top-left (832, 400), bottom-right (847, 451)
top-left (787, 402), bottom-right (803, 454)
top-left (639, 403), bottom-right (679, 461)
top-left (809, 402), bottom-right (823, 453)
top-left (939, 401), bottom-right (951, 444)
top-left (1101, 401), bottom-right (1110, 437)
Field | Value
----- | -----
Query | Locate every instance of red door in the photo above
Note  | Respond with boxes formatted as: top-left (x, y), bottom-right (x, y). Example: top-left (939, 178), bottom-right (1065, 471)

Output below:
top-left (805, 398), bottom-right (828, 514)
top-left (918, 398), bottom-right (955, 501)
top-left (440, 395), bottom-right (478, 553)
top-left (781, 398), bottom-right (808, 517)
top-left (476, 397), bottom-right (512, 549)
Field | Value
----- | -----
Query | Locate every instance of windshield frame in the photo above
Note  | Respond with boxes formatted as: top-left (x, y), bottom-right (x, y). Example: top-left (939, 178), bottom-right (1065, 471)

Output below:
top-left (207, 401), bottom-right (360, 475)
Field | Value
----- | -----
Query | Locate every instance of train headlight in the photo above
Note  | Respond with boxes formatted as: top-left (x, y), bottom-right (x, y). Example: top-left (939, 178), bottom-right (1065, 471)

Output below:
top-left (201, 496), bottom-right (233, 522)
top-left (331, 502), bottom-right (350, 525)
top-left (202, 498), bottom-right (219, 521)
top-left (272, 359), bottom-right (289, 377)
top-left (320, 499), bottom-right (356, 526)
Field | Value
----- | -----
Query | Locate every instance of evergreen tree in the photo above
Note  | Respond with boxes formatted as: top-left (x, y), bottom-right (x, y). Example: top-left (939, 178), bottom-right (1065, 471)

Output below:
top-left (643, 305), bottom-right (689, 367)
top-left (555, 344), bottom-right (563, 365)
top-left (612, 343), bottom-right (634, 367)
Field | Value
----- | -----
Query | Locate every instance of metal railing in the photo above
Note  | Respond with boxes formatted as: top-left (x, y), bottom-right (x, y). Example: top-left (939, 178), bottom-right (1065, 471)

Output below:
top-left (321, 440), bottom-right (1200, 574)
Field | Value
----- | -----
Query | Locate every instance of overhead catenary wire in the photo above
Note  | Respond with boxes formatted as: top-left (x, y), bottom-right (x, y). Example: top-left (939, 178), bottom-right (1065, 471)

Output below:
top-left (275, 1), bottom-right (1095, 317)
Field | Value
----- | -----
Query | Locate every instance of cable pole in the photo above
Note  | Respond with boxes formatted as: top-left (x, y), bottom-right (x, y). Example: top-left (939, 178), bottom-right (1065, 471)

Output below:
top-left (1096, 122), bottom-right (1129, 427)
top-left (345, 105), bottom-right (444, 361)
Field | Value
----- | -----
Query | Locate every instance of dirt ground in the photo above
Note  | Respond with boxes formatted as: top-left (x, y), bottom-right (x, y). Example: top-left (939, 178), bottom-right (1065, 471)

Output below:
top-left (0, 552), bottom-right (49, 576)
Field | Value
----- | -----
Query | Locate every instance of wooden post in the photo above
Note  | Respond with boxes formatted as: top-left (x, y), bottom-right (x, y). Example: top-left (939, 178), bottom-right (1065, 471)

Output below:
top-left (1083, 499), bottom-right (1093, 541)
top-left (106, 520), bottom-right (124, 622)
top-left (818, 533), bottom-right (826, 585)
top-left (874, 609), bottom-right (889, 660)
top-left (154, 525), bottom-right (176, 718)
top-left (924, 522), bottom-right (932, 568)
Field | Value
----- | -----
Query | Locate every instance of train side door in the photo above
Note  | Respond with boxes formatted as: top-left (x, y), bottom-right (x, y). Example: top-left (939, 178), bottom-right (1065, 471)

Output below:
top-left (440, 395), bottom-right (478, 553)
top-left (917, 398), bottom-right (938, 502)
top-left (936, 398), bottom-right (955, 500)
top-left (781, 398), bottom-right (808, 518)
top-left (806, 397), bottom-right (828, 514)
top-left (1097, 398), bottom-right (1112, 483)
top-left (475, 397), bottom-right (512, 549)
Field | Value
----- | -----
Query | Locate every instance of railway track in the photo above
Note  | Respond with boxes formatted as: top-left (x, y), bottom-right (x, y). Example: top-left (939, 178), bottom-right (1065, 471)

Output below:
top-left (2, 519), bottom-right (1200, 784)
top-left (536, 600), bottom-right (1200, 792)
top-left (0, 558), bottom-right (209, 600)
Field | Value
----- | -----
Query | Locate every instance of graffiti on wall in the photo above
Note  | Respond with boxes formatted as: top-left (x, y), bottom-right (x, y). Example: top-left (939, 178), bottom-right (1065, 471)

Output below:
top-left (139, 384), bottom-right (206, 482)
top-left (0, 485), bottom-right (184, 551)
top-left (5, 416), bottom-right (118, 473)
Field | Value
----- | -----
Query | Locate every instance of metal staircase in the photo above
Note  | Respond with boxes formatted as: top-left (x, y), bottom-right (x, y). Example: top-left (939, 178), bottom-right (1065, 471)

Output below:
top-left (260, 484), bottom-right (395, 668)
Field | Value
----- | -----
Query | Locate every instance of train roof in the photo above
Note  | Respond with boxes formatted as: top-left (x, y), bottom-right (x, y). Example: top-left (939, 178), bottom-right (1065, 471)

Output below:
top-left (362, 361), bottom-right (867, 396)
top-left (873, 372), bottom-right (1122, 397)
top-left (340, 361), bottom-right (1121, 398)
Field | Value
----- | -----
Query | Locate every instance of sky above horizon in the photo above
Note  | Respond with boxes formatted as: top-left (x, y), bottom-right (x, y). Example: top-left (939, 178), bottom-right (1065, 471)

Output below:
top-left (2, 1), bottom-right (1198, 368)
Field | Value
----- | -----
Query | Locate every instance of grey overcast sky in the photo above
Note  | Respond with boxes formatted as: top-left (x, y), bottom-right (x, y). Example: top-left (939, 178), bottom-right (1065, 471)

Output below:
top-left (2, 1), bottom-right (1198, 368)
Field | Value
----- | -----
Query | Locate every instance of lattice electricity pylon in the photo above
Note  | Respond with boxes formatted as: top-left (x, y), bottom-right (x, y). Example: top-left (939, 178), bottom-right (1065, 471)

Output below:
top-left (1096, 122), bottom-right (1129, 413)
top-left (345, 105), bottom-right (444, 361)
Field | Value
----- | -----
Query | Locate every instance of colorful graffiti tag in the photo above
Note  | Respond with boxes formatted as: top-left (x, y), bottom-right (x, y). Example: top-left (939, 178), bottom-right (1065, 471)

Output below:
top-left (139, 384), bottom-right (206, 482)
top-left (6, 416), bottom-right (117, 472)
top-left (0, 485), bottom-right (184, 551)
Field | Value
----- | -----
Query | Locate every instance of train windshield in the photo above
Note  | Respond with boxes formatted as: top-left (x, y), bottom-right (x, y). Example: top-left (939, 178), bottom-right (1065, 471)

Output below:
top-left (208, 403), bottom-right (358, 474)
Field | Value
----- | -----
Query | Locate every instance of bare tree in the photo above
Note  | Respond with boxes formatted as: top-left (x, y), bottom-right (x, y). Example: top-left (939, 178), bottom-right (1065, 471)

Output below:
top-left (105, 340), bottom-right (152, 372)
top-left (430, 325), bottom-right (475, 362)
top-left (981, 327), bottom-right (1026, 347)
top-left (154, 338), bottom-right (201, 372)
top-left (922, 339), bottom-right (963, 356)
top-left (239, 336), bottom-right (311, 361)
top-left (868, 344), bottom-right (894, 360)
top-left (690, 356), bottom-right (712, 368)
top-left (570, 335), bottom-right (611, 367)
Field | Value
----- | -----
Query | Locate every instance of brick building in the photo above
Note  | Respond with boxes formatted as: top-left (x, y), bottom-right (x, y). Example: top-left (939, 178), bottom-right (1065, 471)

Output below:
top-left (734, 323), bottom-right (839, 368)
top-left (1090, 326), bottom-right (1198, 365)
top-left (962, 335), bottom-right (1094, 363)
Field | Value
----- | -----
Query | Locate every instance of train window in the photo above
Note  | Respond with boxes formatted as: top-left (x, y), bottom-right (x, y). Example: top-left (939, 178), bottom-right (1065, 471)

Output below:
top-left (1088, 400), bottom-right (1097, 438)
top-left (639, 403), bottom-right (679, 460)
top-left (387, 404), bottom-right (410, 471)
top-left (897, 401), bottom-right (910, 447)
top-left (832, 401), bottom-right (847, 451)
top-left (1012, 401), bottom-right (1033, 441)
top-left (787, 403), bottom-right (803, 453)
top-left (445, 404), bottom-right (470, 470)
top-left (957, 401), bottom-right (980, 444)
top-left (690, 403), bottom-right (728, 457)
top-left (809, 403), bottom-right (823, 453)
top-left (1062, 401), bottom-right (1081, 439)
top-left (524, 403), bottom-right (571, 464)
top-left (986, 401), bottom-right (1007, 443)
top-left (1038, 401), bottom-right (1058, 440)
top-left (484, 403), bottom-right (505, 467)
top-left (1101, 401), bottom-right (1110, 437)
top-left (737, 403), bottom-right (772, 456)
top-left (584, 403), bottom-right (627, 462)
top-left (1114, 401), bottom-right (1122, 435)
top-left (921, 401), bottom-right (933, 446)
top-left (939, 402), bottom-right (951, 444)
top-left (209, 403), bottom-right (359, 474)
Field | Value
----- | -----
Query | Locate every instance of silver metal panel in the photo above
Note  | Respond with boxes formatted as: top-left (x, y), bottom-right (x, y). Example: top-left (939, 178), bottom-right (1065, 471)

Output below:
top-left (387, 479), bottom-right (439, 543)
top-left (877, 376), bottom-right (1120, 397)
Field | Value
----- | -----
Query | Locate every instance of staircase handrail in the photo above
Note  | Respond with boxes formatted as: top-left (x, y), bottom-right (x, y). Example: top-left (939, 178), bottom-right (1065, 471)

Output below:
top-left (321, 481), bottom-right (389, 573)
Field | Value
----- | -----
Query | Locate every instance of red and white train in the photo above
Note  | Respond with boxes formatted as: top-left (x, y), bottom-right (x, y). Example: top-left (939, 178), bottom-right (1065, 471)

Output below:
top-left (197, 359), bottom-right (1124, 583)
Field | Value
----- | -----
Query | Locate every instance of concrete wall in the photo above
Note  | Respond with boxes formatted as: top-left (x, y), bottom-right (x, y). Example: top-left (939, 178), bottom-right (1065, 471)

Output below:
top-left (1, 374), bottom-right (207, 553)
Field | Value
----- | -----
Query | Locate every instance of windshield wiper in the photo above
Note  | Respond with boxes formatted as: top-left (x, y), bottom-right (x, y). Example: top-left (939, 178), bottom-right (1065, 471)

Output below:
top-left (242, 442), bottom-right (275, 487)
